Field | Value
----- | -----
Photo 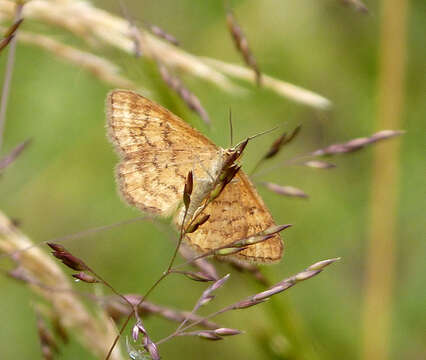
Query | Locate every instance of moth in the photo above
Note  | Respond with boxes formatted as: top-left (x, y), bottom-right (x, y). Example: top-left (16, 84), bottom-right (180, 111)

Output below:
top-left (106, 90), bottom-right (283, 264)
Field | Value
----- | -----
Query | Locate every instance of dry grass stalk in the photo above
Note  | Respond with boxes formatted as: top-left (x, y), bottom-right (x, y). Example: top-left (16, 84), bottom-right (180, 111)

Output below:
top-left (0, 0), bottom-right (240, 91)
top-left (253, 129), bottom-right (404, 187)
top-left (0, 29), bottom-right (13, 50)
top-left (117, 0), bottom-right (142, 57)
top-left (0, 0), bottom-right (331, 109)
top-left (173, 274), bottom-right (231, 337)
top-left (226, 6), bottom-right (261, 85)
top-left (157, 62), bottom-right (210, 125)
top-left (148, 23), bottom-right (179, 46)
top-left (0, 17), bottom-right (22, 52)
top-left (203, 58), bottom-right (332, 109)
top-left (235, 258), bottom-right (340, 307)
top-left (156, 257), bottom-right (340, 345)
top-left (0, 210), bottom-right (124, 360)
top-left (0, 138), bottom-right (30, 171)
top-left (104, 295), bottom-right (220, 330)
top-left (0, 1), bottom-right (23, 152)
top-left (178, 243), bottom-right (219, 281)
top-left (35, 306), bottom-right (60, 360)
top-left (149, 220), bottom-right (219, 281)
top-left (362, 0), bottom-right (407, 358)
top-left (173, 224), bottom-right (290, 267)
top-left (1, 27), bottom-right (142, 91)
top-left (310, 130), bottom-right (404, 156)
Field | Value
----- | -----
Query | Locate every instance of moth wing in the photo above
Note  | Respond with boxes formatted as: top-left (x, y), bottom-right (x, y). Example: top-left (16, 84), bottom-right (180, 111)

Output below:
top-left (107, 90), bottom-right (218, 216)
top-left (184, 171), bottom-right (284, 264)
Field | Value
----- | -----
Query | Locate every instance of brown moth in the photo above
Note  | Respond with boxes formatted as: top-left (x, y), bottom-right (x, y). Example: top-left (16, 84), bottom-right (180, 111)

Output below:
top-left (106, 90), bottom-right (283, 264)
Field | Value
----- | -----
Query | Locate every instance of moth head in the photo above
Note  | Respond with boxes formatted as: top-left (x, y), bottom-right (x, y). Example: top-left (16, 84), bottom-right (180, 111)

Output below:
top-left (225, 138), bottom-right (249, 166)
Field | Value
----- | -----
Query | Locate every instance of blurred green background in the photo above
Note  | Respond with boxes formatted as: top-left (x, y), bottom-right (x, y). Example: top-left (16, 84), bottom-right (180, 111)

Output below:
top-left (0, 0), bottom-right (424, 359)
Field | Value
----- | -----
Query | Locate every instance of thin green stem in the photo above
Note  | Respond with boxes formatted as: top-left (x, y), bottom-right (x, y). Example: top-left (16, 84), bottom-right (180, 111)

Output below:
top-left (105, 197), bottom-right (192, 360)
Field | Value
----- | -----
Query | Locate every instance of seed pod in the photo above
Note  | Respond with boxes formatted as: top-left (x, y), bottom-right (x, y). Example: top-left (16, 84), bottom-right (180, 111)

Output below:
top-left (214, 327), bottom-right (242, 336)
top-left (72, 272), bottom-right (99, 283)
top-left (182, 271), bottom-right (216, 282)
top-left (215, 247), bottom-right (247, 256)
top-left (226, 7), bottom-right (261, 85)
top-left (264, 125), bottom-right (301, 160)
top-left (303, 160), bottom-right (336, 169)
top-left (47, 243), bottom-right (89, 271)
top-left (263, 183), bottom-right (308, 198)
top-left (186, 214), bottom-right (210, 234)
top-left (183, 171), bottom-right (193, 209)
top-left (196, 331), bottom-right (223, 341)
top-left (148, 24), bottom-right (180, 46)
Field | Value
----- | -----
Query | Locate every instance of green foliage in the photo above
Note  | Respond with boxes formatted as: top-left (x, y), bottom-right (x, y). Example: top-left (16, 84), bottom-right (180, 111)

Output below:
top-left (0, 1), bottom-right (424, 359)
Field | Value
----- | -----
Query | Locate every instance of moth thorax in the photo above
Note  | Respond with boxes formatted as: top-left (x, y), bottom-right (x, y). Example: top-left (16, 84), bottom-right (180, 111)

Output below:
top-left (174, 150), bottom-right (225, 228)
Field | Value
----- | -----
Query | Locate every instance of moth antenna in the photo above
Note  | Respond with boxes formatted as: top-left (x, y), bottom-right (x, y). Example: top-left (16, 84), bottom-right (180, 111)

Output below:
top-left (233, 126), bottom-right (279, 150)
top-left (247, 126), bottom-right (279, 141)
